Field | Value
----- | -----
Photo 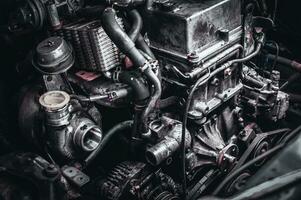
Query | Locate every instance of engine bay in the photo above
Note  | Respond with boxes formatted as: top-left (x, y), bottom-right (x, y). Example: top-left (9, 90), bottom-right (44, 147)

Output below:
top-left (0, 0), bottom-right (301, 199)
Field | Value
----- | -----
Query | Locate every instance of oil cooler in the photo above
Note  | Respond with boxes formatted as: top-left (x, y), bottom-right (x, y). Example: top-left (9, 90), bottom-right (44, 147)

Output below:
top-left (53, 18), bottom-right (124, 72)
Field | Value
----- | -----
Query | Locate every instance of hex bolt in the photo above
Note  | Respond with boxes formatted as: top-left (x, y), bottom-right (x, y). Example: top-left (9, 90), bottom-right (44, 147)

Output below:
top-left (44, 164), bottom-right (59, 177)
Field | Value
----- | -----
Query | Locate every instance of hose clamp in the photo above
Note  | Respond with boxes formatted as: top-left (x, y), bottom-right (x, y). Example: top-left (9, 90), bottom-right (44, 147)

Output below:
top-left (140, 60), bottom-right (159, 73)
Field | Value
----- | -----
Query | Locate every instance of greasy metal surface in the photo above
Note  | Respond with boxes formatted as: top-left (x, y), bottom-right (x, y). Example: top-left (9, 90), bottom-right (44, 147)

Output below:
top-left (146, 0), bottom-right (241, 56)
top-left (188, 61), bottom-right (241, 119)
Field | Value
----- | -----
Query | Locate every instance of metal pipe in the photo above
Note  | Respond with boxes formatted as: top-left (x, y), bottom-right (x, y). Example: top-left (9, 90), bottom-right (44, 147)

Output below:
top-left (175, 44), bottom-right (243, 80)
top-left (146, 117), bottom-right (191, 166)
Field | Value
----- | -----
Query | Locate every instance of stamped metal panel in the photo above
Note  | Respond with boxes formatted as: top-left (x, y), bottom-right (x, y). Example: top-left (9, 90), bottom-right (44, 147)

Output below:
top-left (146, 0), bottom-right (242, 57)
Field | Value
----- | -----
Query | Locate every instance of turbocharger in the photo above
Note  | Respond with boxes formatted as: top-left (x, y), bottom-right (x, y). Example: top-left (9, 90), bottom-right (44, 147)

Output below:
top-left (39, 90), bottom-right (103, 162)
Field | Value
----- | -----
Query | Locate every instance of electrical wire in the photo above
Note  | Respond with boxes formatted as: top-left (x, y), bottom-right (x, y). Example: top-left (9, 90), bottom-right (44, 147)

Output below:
top-left (180, 69), bottom-right (211, 199)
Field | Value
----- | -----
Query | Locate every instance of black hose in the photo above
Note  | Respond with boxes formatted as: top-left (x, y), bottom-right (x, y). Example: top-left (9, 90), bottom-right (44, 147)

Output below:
top-left (288, 93), bottom-right (301, 103)
top-left (76, 6), bottom-right (106, 18)
top-left (136, 34), bottom-right (156, 59)
top-left (102, 7), bottom-right (160, 135)
top-left (141, 66), bottom-right (162, 133)
top-left (118, 71), bottom-right (150, 102)
top-left (102, 8), bottom-right (147, 68)
top-left (158, 96), bottom-right (180, 108)
top-left (127, 10), bottom-right (143, 42)
top-left (126, 9), bottom-right (155, 59)
top-left (84, 120), bottom-right (133, 167)
top-left (280, 73), bottom-right (301, 91)
top-left (267, 54), bottom-right (301, 72)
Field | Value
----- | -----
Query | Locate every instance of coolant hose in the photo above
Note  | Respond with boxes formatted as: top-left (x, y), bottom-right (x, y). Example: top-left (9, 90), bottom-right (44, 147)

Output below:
top-left (102, 8), bottom-right (147, 68)
top-left (141, 66), bottom-right (162, 133)
top-left (118, 71), bottom-right (150, 102)
top-left (127, 10), bottom-right (155, 59)
top-left (127, 9), bottom-right (143, 42)
top-left (136, 35), bottom-right (156, 59)
top-left (126, 9), bottom-right (155, 59)
top-left (84, 120), bottom-right (133, 167)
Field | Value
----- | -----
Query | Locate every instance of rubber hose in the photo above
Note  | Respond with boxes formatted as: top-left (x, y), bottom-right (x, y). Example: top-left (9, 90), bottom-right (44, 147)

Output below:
top-left (141, 66), bottom-right (162, 132)
top-left (118, 71), bottom-right (150, 102)
top-left (127, 9), bottom-right (143, 42)
top-left (102, 8), bottom-right (147, 67)
top-left (84, 120), bottom-right (133, 167)
top-left (136, 34), bottom-right (156, 59)
top-left (267, 54), bottom-right (301, 72)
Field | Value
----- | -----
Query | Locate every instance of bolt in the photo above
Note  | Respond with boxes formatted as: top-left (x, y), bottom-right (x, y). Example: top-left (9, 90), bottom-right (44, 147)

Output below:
top-left (44, 164), bottom-right (58, 177)
top-left (224, 68), bottom-right (232, 77)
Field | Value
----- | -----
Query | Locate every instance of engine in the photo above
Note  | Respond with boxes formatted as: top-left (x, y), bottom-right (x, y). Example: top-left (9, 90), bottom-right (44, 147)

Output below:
top-left (0, 0), bottom-right (300, 199)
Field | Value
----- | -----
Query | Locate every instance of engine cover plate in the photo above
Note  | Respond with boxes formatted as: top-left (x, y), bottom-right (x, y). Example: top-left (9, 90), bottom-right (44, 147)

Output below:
top-left (146, 0), bottom-right (242, 59)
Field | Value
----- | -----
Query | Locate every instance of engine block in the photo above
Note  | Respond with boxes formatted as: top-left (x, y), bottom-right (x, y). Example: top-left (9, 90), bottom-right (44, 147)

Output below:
top-left (0, 0), bottom-right (297, 200)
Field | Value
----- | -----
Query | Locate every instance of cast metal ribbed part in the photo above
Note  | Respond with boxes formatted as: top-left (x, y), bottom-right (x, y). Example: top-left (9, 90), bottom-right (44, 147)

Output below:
top-left (53, 18), bottom-right (124, 72)
top-left (101, 162), bottom-right (146, 200)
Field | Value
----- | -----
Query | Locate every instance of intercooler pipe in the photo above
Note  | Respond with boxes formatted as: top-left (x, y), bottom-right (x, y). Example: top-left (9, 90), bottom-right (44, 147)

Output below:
top-left (136, 35), bottom-right (156, 59)
top-left (84, 120), bottom-right (134, 167)
top-left (47, 126), bottom-right (75, 161)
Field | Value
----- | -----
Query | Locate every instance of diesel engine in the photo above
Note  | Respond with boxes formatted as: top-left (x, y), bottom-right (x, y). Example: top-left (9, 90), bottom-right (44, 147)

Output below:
top-left (0, 0), bottom-right (301, 199)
